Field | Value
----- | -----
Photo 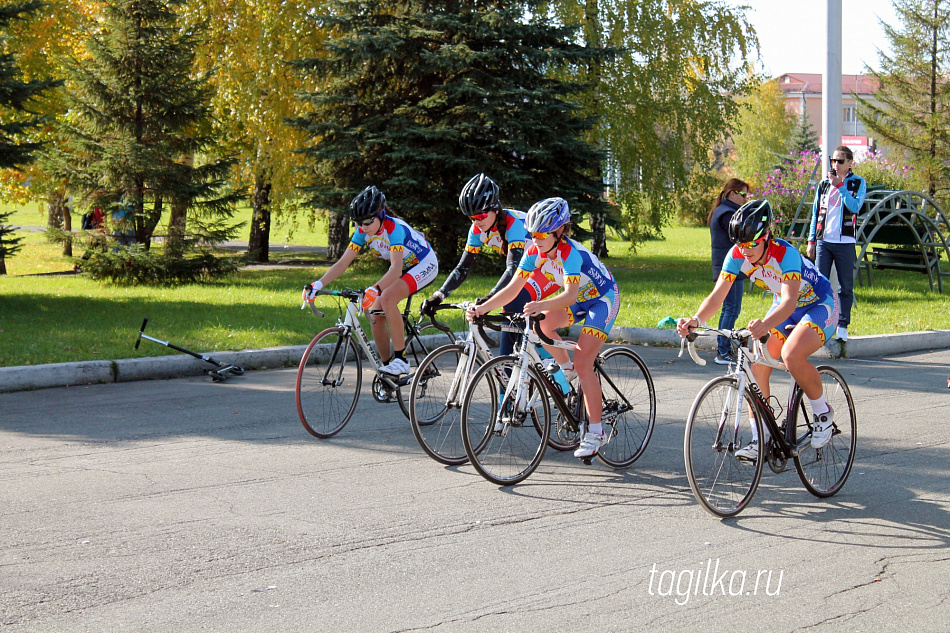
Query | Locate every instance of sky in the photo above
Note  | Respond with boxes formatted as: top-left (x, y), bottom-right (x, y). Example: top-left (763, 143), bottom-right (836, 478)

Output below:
top-left (736, 0), bottom-right (900, 76)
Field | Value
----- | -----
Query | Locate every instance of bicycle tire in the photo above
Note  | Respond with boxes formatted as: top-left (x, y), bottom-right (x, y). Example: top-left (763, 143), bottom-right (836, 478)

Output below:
top-left (409, 343), bottom-right (484, 465)
top-left (684, 376), bottom-right (764, 518)
top-left (792, 366), bottom-right (857, 497)
top-left (394, 321), bottom-right (457, 419)
top-left (461, 356), bottom-right (551, 485)
top-left (592, 347), bottom-right (656, 468)
top-left (296, 327), bottom-right (362, 439)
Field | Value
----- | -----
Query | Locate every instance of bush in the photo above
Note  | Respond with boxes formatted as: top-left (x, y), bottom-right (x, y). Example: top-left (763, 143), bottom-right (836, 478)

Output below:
top-left (80, 246), bottom-right (241, 285)
top-left (674, 167), bottom-right (723, 227)
top-left (752, 150), bottom-right (820, 238)
top-left (853, 150), bottom-right (918, 191)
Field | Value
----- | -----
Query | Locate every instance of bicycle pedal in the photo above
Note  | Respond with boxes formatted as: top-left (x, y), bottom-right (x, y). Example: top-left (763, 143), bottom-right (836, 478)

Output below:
top-left (581, 457), bottom-right (593, 465)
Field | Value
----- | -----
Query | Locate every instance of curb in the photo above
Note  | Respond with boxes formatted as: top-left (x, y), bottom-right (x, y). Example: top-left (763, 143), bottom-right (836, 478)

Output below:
top-left (2, 328), bottom-right (949, 394)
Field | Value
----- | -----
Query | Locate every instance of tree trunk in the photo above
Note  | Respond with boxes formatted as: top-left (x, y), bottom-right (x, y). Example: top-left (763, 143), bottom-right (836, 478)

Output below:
top-left (0, 256), bottom-right (6, 275)
top-left (248, 174), bottom-right (272, 263)
top-left (167, 196), bottom-right (187, 256)
top-left (139, 193), bottom-right (162, 252)
top-left (327, 210), bottom-right (349, 260)
top-left (47, 191), bottom-right (70, 255)
top-left (61, 201), bottom-right (72, 257)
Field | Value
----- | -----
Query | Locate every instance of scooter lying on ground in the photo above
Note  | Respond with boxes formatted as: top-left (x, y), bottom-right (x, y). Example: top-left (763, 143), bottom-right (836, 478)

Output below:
top-left (134, 318), bottom-right (244, 382)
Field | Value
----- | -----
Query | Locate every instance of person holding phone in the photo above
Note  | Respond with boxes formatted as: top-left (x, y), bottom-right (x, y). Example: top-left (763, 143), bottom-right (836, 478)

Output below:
top-left (806, 145), bottom-right (867, 341)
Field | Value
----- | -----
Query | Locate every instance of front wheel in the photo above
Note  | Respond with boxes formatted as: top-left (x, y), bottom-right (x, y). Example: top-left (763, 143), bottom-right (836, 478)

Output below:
top-left (792, 366), bottom-right (857, 497)
top-left (296, 327), bottom-right (362, 439)
top-left (395, 321), bottom-right (458, 419)
top-left (461, 356), bottom-right (550, 486)
top-left (684, 376), bottom-right (764, 518)
top-left (591, 347), bottom-right (656, 468)
top-left (409, 343), bottom-right (482, 465)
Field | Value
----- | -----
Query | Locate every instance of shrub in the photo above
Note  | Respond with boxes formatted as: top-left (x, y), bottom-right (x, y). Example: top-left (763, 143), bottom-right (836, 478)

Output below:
top-left (853, 150), bottom-right (918, 191)
top-left (80, 246), bottom-right (240, 285)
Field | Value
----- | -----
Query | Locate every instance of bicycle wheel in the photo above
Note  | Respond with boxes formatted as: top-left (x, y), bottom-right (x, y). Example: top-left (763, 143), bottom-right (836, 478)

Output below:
top-left (296, 327), bottom-right (362, 439)
top-left (592, 347), bottom-right (656, 468)
top-left (684, 376), bottom-right (764, 518)
top-left (461, 356), bottom-right (551, 485)
top-left (409, 343), bottom-right (484, 465)
top-left (791, 366), bottom-right (857, 497)
top-left (395, 321), bottom-right (458, 419)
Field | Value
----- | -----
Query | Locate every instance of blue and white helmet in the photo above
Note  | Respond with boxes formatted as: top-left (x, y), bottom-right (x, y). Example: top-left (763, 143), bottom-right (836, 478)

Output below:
top-left (525, 197), bottom-right (570, 234)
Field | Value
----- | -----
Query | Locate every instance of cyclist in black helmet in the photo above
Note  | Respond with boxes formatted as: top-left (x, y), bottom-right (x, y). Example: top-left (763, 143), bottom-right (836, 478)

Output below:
top-left (420, 173), bottom-right (561, 357)
top-left (677, 199), bottom-right (840, 461)
top-left (302, 185), bottom-right (439, 376)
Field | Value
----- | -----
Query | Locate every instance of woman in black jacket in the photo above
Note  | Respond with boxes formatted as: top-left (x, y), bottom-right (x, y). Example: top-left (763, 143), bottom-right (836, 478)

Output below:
top-left (708, 178), bottom-right (750, 364)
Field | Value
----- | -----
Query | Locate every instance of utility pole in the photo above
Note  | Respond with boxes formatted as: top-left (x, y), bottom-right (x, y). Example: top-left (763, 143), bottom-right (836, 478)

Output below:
top-left (823, 0), bottom-right (842, 167)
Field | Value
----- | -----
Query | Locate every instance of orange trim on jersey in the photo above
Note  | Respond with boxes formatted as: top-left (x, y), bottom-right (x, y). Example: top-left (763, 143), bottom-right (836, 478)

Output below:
top-left (517, 269), bottom-right (532, 279)
top-left (770, 327), bottom-right (788, 343)
top-left (806, 321), bottom-right (826, 344)
top-left (390, 244), bottom-right (404, 253)
top-left (564, 274), bottom-right (580, 284)
top-left (581, 326), bottom-right (608, 341)
top-left (565, 308), bottom-right (575, 327)
top-left (720, 271), bottom-right (737, 282)
top-left (782, 271), bottom-right (802, 283)
top-left (508, 240), bottom-right (526, 250)
top-left (347, 242), bottom-right (361, 253)
top-left (464, 244), bottom-right (480, 254)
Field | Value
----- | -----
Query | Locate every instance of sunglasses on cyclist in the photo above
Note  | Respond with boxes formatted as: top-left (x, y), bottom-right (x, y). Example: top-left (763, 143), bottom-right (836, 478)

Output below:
top-left (531, 231), bottom-right (552, 241)
top-left (470, 212), bottom-right (493, 222)
top-left (736, 236), bottom-right (767, 249)
top-left (354, 216), bottom-right (378, 228)
top-left (732, 191), bottom-right (748, 198)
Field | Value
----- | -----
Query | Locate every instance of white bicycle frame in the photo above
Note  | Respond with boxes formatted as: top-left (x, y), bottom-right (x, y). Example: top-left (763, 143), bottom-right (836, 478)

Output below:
top-left (305, 291), bottom-right (393, 378)
top-left (503, 316), bottom-right (576, 417)
top-left (681, 328), bottom-right (798, 450)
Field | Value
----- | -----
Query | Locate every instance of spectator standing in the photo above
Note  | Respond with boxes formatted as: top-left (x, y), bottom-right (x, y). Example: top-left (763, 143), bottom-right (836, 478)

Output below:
top-left (807, 146), bottom-right (867, 341)
top-left (708, 178), bottom-right (750, 364)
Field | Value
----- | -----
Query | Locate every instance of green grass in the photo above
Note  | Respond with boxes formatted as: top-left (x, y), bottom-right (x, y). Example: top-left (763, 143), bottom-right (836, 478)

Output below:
top-left (2, 223), bottom-right (949, 367)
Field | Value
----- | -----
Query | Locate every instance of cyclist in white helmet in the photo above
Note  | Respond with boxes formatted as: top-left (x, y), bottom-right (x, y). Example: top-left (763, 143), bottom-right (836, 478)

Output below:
top-left (469, 197), bottom-right (620, 459)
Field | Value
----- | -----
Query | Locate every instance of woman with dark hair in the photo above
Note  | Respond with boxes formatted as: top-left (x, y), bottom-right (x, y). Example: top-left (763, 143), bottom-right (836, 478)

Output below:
top-left (708, 178), bottom-right (750, 364)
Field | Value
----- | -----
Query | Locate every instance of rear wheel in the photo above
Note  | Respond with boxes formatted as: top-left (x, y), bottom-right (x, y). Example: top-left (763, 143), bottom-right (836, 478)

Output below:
top-left (461, 356), bottom-right (550, 485)
top-left (394, 321), bottom-right (457, 419)
top-left (792, 366), bottom-right (857, 497)
top-left (684, 376), bottom-right (764, 518)
top-left (296, 327), bottom-right (362, 439)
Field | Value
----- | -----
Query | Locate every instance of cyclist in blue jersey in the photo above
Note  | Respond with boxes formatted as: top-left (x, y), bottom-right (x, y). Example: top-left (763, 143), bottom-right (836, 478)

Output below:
top-left (677, 199), bottom-right (840, 460)
top-left (302, 186), bottom-right (439, 376)
top-left (420, 173), bottom-right (561, 357)
top-left (469, 197), bottom-right (621, 459)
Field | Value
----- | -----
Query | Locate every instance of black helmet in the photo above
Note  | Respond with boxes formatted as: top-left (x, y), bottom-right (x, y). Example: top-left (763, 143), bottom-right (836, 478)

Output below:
top-left (728, 199), bottom-right (773, 245)
top-left (458, 173), bottom-right (501, 217)
top-left (349, 185), bottom-right (386, 222)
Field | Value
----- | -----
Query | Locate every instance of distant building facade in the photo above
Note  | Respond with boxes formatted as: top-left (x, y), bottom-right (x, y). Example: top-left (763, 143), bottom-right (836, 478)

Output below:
top-left (777, 73), bottom-right (881, 155)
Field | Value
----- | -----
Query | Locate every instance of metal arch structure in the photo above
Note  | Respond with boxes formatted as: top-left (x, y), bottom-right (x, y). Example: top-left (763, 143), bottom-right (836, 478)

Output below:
top-left (854, 189), bottom-right (950, 292)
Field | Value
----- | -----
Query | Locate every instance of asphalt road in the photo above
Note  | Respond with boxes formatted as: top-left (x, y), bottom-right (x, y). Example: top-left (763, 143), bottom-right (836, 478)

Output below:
top-left (1, 344), bottom-right (948, 632)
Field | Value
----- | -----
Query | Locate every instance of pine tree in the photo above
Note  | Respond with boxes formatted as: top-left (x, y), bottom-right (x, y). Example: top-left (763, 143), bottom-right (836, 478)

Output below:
top-left (289, 0), bottom-right (608, 261)
top-left (50, 0), bottom-right (240, 255)
top-left (0, 0), bottom-right (58, 273)
top-left (790, 108), bottom-right (820, 154)
top-left (857, 0), bottom-right (950, 202)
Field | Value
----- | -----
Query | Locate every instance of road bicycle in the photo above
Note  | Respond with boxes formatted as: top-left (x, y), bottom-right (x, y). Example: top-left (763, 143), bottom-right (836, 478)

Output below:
top-left (460, 313), bottom-right (656, 485)
top-left (408, 305), bottom-right (581, 466)
top-left (681, 326), bottom-right (857, 518)
top-left (296, 289), bottom-right (456, 438)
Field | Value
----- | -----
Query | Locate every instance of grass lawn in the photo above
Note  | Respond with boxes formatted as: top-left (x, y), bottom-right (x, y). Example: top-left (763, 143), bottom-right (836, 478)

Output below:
top-left (2, 220), bottom-right (949, 367)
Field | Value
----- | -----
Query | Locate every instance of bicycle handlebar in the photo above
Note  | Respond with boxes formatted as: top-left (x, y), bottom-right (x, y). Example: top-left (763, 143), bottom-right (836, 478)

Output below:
top-left (679, 325), bottom-right (784, 370)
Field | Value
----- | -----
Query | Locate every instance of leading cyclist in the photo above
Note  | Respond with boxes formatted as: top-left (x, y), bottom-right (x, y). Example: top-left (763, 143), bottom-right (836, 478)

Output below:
top-left (676, 199), bottom-right (840, 460)
top-left (302, 185), bottom-right (438, 376)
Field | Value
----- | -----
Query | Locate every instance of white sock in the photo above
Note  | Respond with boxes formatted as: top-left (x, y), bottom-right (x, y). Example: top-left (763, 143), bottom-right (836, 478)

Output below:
top-left (750, 419), bottom-right (770, 443)
top-left (588, 422), bottom-right (603, 436)
top-left (560, 361), bottom-right (574, 372)
top-left (809, 395), bottom-right (829, 415)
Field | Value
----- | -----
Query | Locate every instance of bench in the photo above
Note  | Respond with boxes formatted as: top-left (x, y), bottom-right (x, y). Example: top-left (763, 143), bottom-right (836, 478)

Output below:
top-left (864, 222), bottom-right (941, 273)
